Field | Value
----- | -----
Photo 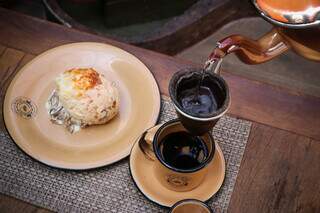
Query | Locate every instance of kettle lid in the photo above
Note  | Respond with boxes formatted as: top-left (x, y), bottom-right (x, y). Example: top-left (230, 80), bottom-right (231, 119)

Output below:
top-left (252, 0), bottom-right (320, 28)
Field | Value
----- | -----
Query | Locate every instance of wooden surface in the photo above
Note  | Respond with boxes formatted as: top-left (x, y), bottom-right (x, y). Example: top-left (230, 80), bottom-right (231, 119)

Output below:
top-left (0, 195), bottom-right (50, 213)
top-left (229, 123), bottom-right (320, 213)
top-left (0, 7), bottom-right (319, 213)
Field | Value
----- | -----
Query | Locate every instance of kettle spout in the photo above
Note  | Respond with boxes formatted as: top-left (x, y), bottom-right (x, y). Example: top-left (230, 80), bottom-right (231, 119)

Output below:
top-left (213, 29), bottom-right (289, 64)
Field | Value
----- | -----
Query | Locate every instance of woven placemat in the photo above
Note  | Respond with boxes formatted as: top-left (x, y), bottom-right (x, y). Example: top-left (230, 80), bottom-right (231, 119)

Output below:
top-left (0, 97), bottom-right (251, 212)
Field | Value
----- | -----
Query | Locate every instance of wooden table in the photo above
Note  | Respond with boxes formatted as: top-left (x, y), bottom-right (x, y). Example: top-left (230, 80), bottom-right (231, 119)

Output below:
top-left (0, 7), bottom-right (319, 213)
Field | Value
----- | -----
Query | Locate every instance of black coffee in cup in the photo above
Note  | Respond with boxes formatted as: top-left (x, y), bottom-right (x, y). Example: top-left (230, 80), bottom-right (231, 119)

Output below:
top-left (140, 119), bottom-right (215, 191)
top-left (159, 131), bottom-right (209, 170)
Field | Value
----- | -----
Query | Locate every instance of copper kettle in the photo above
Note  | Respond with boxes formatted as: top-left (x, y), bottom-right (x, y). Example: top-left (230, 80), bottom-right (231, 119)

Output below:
top-left (213, 0), bottom-right (320, 64)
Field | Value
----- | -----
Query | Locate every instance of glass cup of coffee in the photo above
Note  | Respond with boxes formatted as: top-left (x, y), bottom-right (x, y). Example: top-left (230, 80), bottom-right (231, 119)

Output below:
top-left (169, 68), bottom-right (230, 135)
top-left (139, 119), bottom-right (215, 192)
top-left (170, 199), bottom-right (213, 213)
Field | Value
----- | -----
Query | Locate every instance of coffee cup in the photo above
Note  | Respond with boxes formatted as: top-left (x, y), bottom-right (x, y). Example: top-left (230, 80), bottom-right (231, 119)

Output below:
top-left (139, 119), bottom-right (215, 192)
top-left (169, 68), bottom-right (230, 135)
top-left (170, 199), bottom-right (213, 213)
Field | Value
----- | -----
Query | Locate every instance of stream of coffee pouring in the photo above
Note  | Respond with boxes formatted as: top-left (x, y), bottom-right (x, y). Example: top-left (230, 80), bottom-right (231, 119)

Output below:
top-left (204, 57), bottom-right (223, 74)
top-left (204, 45), bottom-right (226, 75)
top-left (185, 43), bottom-right (226, 105)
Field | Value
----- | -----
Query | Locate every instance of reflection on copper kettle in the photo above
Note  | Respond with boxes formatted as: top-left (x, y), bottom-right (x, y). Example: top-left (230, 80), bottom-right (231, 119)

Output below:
top-left (211, 0), bottom-right (320, 64)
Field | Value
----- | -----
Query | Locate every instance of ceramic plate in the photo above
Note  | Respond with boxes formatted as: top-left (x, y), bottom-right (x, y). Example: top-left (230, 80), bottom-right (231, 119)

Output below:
top-left (129, 135), bottom-right (226, 207)
top-left (3, 42), bottom-right (160, 170)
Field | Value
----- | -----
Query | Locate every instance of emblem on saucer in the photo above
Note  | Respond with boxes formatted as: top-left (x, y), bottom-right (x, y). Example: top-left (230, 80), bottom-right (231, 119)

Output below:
top-left (11, 97), bottom-right (37, 119)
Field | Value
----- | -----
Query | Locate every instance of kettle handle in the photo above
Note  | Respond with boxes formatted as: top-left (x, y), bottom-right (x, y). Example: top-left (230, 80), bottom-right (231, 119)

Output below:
top-left (209, 28), bottom-right (290, 64)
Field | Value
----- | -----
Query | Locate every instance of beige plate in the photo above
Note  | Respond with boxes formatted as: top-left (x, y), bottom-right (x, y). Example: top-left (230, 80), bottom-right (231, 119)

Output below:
top-left (129, 135), bottom-right (226, 207)
top-left (3, 42), bottom-right (160, 170)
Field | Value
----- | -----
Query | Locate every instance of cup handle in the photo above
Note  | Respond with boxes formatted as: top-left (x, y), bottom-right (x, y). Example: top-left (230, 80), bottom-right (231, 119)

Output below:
top-left (138, 124), bottom-right (161, 161)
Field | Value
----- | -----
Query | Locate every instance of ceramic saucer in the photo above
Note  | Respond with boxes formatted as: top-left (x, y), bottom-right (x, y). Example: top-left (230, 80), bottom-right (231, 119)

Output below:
top-left (129, 134), bottom-right (226, 207)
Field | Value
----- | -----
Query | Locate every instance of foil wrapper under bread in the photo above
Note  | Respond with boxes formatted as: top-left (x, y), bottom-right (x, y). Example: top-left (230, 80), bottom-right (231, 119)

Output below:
top-left (46, 90), bottom-right (84, 133)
